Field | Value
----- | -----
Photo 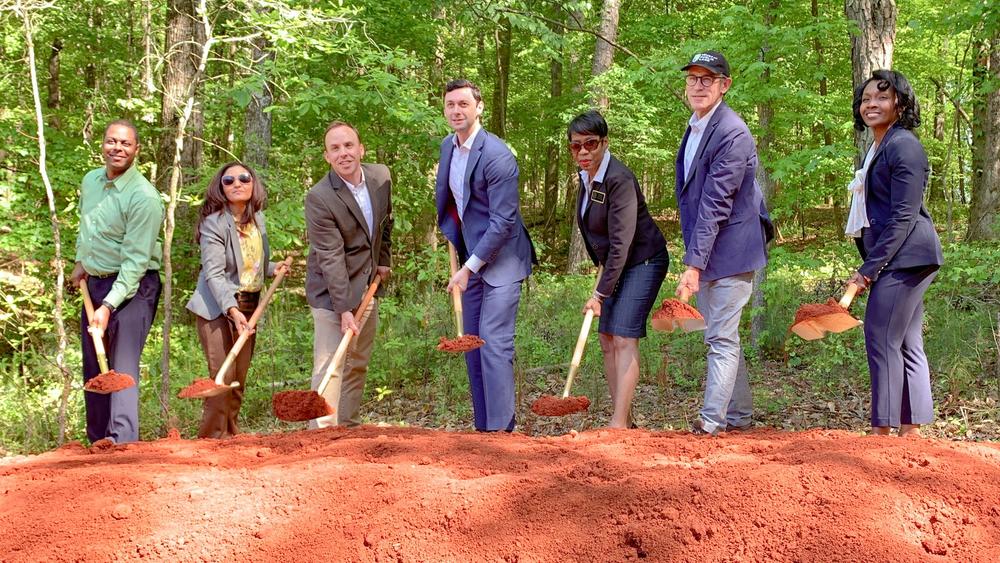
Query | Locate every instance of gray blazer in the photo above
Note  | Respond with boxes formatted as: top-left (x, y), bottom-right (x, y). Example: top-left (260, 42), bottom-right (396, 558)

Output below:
top-left (186, 210), bottom-right (275, 321)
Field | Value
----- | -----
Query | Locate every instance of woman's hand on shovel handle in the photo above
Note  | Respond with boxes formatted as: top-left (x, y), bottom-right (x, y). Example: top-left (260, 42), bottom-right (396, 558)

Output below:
top-left (228, 307), bottom-right (253, 335)
top-left (448, 265), bottom-right (471, 294)
top-left (583, 297), bottom-right (602, 317)
top-left (847, 271), bottom-right (869, 293)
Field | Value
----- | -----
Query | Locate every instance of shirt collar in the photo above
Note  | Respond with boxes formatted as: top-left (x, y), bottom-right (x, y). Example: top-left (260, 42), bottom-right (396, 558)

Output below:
top-left (337, 168), bottom-right (367, 192)
top-left (579, 150), bottom-right (612, 187)
top-left (688, 99), bottom-right (724, 131)
top-left (452, 122), bottom-right (482, 151)
top-left (101, 164), bottom-right (141, 191)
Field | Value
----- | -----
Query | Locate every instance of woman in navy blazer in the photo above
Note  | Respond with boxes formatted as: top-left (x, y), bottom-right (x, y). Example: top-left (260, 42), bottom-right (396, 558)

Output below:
top-left (847, 70), bottom-right (944, 437)
top-left (186, 162), bottom-right (288, 438)
top-left (569, 110), bottom-right (669, 428)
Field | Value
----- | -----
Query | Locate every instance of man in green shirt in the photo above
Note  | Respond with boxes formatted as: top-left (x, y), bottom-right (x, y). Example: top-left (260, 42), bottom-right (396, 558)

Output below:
top-left (70, 119), bottom-right (163, 445)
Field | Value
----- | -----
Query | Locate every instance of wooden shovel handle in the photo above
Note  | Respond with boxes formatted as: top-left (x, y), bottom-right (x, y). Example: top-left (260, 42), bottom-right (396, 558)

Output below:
top-left (316, 274), bottom-right (382, 396)
top-left (678, 285), bottom-right (694, 303)
top-left (448, 242), bottom-right (464, 336)
top-left (839, 282), bottom-right (859, 309)
top-left (79, 282), bottom-right (110, 374)
top-left (561, 266), bottom-right (603, 398)
top-left (213, 257), bottom-right (293, 386)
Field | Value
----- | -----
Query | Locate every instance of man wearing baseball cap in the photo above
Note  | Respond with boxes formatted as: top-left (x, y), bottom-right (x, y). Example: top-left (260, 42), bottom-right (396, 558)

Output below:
top-left (674, 50), bottom-right (773, 436)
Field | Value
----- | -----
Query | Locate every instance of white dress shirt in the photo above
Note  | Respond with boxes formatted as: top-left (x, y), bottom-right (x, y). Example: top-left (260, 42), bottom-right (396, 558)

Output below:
top-left (845, 143), bottom-right (876, 238)
top-left (448, 123), bottom-right (485, 272)
top-left (683, 99), bottom-right (724, 179)
top-left (338, 170), bottom-right (374, 237)
top-left (579, 150), bottom-right (612, 217)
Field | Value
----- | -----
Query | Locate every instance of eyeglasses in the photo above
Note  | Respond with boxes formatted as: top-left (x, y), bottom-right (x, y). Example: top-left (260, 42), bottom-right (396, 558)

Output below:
top-left (685, 75), bottom-right (722, 88)
top-left (568, 138), bottom-right (604, 153)
top-left (222, 173), bottom-right (253, 186)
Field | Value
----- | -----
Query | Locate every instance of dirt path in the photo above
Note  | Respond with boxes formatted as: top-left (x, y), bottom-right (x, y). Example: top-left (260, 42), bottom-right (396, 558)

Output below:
top-left (2, 427), bottom-right (999, 562)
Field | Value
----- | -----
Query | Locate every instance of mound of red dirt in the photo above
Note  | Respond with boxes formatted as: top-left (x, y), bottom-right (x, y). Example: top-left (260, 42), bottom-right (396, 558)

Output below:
top-left (2, 427), bottom-right (999, 561)
top-left (83, 370), bottom-right (135, 393)
top-left (793, 298), bottom-right (851, 325)
top-left (530, 394), bottom-right (591, 416)
top-left (437, 334), bottom-right (485, 352)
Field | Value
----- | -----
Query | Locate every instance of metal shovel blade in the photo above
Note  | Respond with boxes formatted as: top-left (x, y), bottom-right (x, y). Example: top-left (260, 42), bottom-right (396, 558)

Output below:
top-left (791, 313), bottom-right (861, 341)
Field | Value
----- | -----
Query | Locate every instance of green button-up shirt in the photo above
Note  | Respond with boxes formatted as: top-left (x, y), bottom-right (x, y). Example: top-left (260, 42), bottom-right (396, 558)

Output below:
top-left (75, 164), bottom-right (164, 309)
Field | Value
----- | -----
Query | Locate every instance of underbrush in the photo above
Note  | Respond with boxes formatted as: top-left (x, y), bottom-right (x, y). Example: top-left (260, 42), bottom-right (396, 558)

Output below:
top-left (1, 240), bottom-right (998, 454)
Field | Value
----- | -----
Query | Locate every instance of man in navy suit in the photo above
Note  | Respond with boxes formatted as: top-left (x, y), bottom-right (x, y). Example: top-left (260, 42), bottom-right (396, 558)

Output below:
top-left (674, 51), bottom-right (772, 436)
top-left (435, 79), bottom-right (536, 432)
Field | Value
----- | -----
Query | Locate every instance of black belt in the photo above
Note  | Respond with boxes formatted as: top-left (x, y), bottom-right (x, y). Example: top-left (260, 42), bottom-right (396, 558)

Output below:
top-left (235, 291), bottom-right (260, 307)
top-left (92, 271), bottom-right (118, 279)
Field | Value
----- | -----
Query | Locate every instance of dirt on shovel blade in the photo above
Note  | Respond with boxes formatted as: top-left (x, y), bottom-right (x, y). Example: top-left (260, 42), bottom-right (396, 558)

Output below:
top-left (530, 394), bottom-right (591, 416)
top-left (83, 370), bottom-right (135, 393)
top-left (652, 299), bottom-right (703, 320)
top-left (177, 378), bottom-right (224, 399)
top-left (437, 334), bottom-right (485, 353)
top-left (272, 390), bottom-right (335, 422)
top-left (793, 298), bottom-right (850, 326)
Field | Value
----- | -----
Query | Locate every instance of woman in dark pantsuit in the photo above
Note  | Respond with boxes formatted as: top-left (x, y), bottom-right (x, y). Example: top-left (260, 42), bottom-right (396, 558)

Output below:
top-left (186, 162), bottom-right (289, 438)
top-left (845, 70), bottom-right (944, 437)
top-left (568, 110), bottom-right (669, 428)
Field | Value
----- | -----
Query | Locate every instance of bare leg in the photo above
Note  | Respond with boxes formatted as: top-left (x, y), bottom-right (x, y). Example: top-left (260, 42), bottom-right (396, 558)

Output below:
top-left (898, 424), bottom-right (922, 437)
top-left (599, 332), bottom-right (617, 408)
top-left (871, 426), bottom-right (891, 435)
top-left (610, 336), bottom-right (640, 429)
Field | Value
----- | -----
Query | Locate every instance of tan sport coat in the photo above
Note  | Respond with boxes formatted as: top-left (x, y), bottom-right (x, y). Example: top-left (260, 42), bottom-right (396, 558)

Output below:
top-left (305, 163), bottom-right (393, 313)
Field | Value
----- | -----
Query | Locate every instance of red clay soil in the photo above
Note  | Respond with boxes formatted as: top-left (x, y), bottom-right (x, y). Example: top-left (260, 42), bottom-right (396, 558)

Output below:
top-left (653, 299), bottom-right (703, 320)
top-left (177, 378), bottom-right (223, 399)
top-left (271, 390), bottom-right (334, 422)
top-left (83, 370), bottom-right (135, 393)
top-left (437, 334), bottom-right (485, 353)
top-left (4, 430), bottom-right (1000, 562)
top-left (530, 394), bottom-right (591, 416)
top-left (794, 299), bottom-right (851, 325)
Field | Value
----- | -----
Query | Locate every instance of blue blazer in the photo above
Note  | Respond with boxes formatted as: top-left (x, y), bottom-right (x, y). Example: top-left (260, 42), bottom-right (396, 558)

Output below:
top-left (856, 125), bottom-right (943, 281)
top-left (435, 128), bottom-right (536, 286)
top-left (675, 102), bottom-right (771, 282)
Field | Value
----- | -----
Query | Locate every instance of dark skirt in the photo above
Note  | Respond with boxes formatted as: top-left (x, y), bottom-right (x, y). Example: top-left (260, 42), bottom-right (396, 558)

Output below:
top-left (598, 250), bottom-right (669, 338)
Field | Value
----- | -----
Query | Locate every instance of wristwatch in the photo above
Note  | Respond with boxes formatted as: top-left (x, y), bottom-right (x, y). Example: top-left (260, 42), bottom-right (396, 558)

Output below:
top-left (101, 300), bottom-right (116, 313)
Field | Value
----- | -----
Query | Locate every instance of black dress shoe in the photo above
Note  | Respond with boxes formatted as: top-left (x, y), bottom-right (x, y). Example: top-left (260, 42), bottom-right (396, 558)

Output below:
top-left (690, 419), bottom-right (719, 437)
top-left (725, 422), bottom-right (752, 432)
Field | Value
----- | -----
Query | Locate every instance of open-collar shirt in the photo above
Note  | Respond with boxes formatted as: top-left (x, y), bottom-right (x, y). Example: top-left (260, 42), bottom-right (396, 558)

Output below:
top-left (683, 99), bottom-right (724, 179)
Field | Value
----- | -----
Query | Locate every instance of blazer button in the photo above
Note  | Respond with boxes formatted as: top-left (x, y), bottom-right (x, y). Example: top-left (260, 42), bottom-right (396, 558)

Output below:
top-left (364, 268), bottom-right (371, 275)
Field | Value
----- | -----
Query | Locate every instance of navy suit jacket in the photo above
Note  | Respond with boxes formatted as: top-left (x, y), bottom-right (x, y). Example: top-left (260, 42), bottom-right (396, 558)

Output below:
top-left (675, 102), bottom-right (771, 281)
top-left (577, 155), bottom-right (668, 296)
top-left (435, 128), bottom-right (536, 287)
top-left (856, 125), bottom-right (943, 281)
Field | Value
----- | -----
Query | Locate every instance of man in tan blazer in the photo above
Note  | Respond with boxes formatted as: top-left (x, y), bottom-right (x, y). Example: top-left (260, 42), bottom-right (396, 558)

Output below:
top-left (305, 121), bottom-right (393, 427)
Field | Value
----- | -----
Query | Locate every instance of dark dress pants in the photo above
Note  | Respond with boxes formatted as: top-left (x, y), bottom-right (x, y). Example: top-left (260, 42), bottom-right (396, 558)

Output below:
top-left (82, 270), bottom-right (161, 443)
top-left (864, 265), bottom-right (937, 427)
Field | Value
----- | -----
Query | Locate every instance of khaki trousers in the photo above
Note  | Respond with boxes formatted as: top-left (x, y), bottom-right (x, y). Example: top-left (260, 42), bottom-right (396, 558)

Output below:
top-left (195, 297), bottom-right (257, 438)
top-left (309, 299), bottom-right (377, 428)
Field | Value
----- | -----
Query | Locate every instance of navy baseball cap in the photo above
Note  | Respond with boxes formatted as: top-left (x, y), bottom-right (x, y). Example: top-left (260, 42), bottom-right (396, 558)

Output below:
top-left (681, 51), bottom-right (731, 77)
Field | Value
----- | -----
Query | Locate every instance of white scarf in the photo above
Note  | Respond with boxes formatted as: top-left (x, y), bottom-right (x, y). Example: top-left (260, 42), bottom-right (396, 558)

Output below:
top-left (845, 143), bottom-right (877, 238)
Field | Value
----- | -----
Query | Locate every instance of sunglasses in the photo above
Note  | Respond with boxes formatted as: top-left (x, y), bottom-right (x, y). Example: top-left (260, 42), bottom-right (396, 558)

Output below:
top-left (568, 138), bottom-right (603, 153)
top-left (221, 173), bottom-right (253, 186)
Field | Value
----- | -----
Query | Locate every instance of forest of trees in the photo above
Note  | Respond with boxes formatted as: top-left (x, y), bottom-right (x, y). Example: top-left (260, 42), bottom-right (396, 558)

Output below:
top-left (1, 0), bottom-right (998, 451)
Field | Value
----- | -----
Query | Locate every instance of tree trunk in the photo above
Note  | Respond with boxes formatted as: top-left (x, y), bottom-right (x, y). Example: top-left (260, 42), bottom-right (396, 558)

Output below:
top-left (489, 17), bottom-right (511, 139)
top-left (82, 7), bottom-right (102, 144)
top-left (752, 2), bottom-right (778, 352)
top-left (244, 34), bottom-right (274, 173)
top-left (46, 38), bottom-right (61, 129)
top-left (844, 0), bottom-right (896, 166)
top-left (16, 3), bottom-right (71, 444)
top-left (590, 0), bottom-right (620, 110)
top-left (543, 17), bottom-right (564, 247)
top-left (967, 33), bottom-right (1000, 240)
top-left (157, 0), bottom-right (205, 193)
top-left (567, 8), bottom-right (590, 272)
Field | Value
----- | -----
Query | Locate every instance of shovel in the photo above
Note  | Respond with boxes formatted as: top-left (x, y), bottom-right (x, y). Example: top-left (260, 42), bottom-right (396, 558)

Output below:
top-left (272, 274), bottom-right (381, 422)
top-left (436, 242), bottom-right (484, 353)
top-left (651, 286), bottom-right (706, 333)
top-left (530, 267), bottom-right (603, 417)
top-left (178, 257), bottom-right (292, 399)
top-left (80, 282), bottom-right (134, 394)
top-left (790, 283), bottom-right (862, 341)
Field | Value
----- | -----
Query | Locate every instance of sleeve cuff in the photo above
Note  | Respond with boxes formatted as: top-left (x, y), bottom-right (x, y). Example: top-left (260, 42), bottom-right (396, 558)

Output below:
top-left (103, 288), bottom-right (125, 310)
top-left (465, 254), bottom-right (485, 273)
